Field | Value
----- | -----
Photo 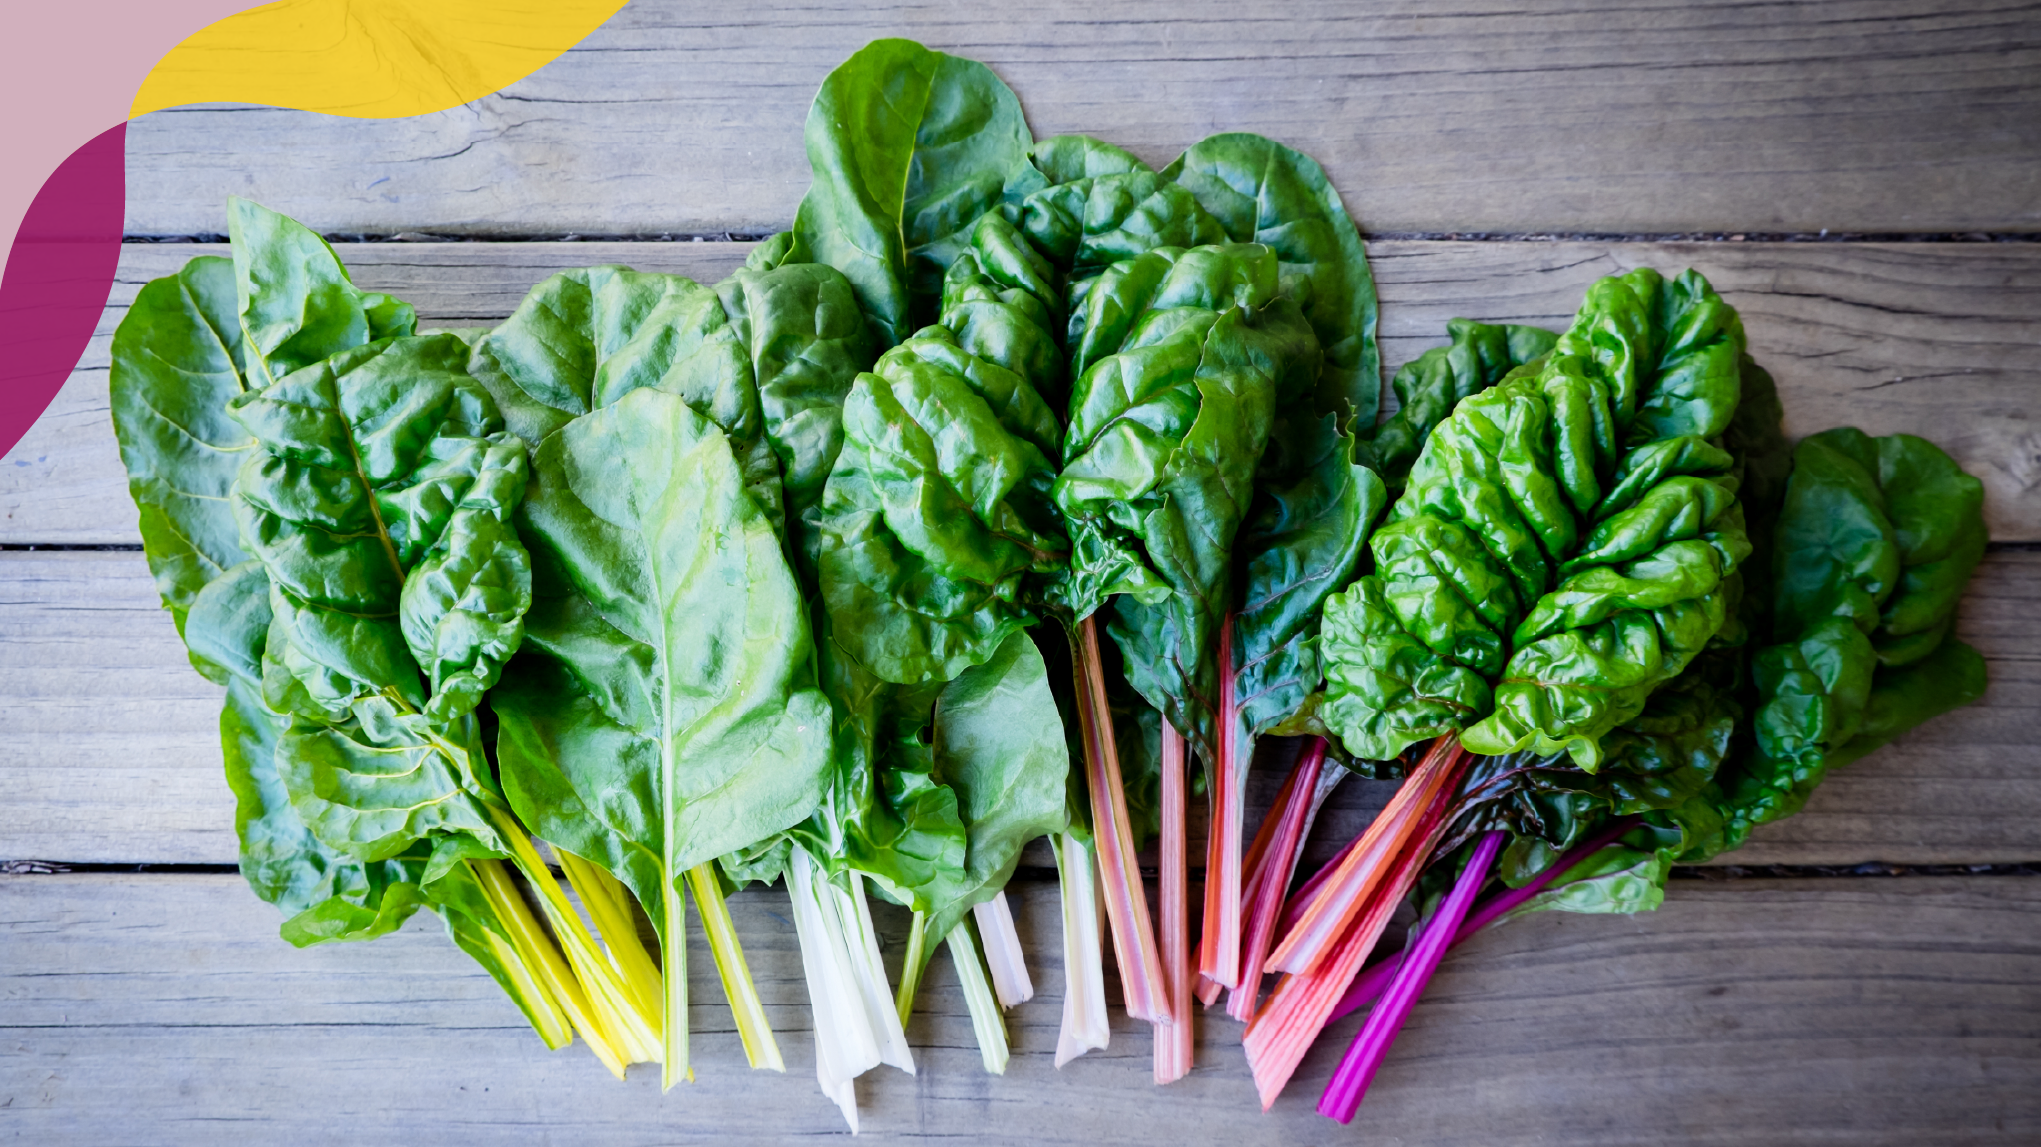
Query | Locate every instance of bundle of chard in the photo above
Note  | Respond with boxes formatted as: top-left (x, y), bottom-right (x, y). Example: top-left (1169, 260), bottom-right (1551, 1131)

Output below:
top-left (105, 36), bottom-right (1991, 1131)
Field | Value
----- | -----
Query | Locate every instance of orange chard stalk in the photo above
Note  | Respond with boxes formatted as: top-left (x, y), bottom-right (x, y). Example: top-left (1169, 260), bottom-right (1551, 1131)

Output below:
top-left (1265, 737), bottom-right (1468, 977)
top-left (1069, 615), bottom-right (1172, 1025)
top-left (1228, 737), bottom-right (1328, 1022)
top-left (1241, 762), bottom-right (1463, 1109)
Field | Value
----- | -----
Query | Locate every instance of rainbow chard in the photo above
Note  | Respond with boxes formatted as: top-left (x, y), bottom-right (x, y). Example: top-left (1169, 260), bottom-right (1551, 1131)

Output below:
top-left (1160, 135), bottom-right (1385, 1002)
top-left (1051, 241), bottom-right (1321, 1049)
top-left (1250, 268), bottom-right (1758, 1106)
top-left (1227, 319), bottom-right (1553, 1018)
top-left (786, 47), bottom-right (1092, 1085)
top-left (182, 199), bottom-right (651, 1073)
top-left (107, 248), bottom-right (568, 1047)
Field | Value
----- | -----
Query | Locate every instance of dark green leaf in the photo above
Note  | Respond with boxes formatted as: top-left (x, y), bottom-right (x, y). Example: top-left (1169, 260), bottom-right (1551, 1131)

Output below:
top-left (1163, 133), bottom-right (1381, 425)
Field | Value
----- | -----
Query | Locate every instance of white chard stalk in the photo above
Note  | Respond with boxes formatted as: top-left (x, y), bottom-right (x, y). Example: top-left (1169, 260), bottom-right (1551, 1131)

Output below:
top-left (839, 873), bottom-right (916, 1075)
top-left (973, 891), bottom-right (1035, 1008)
top-left (947, 920), bottom-right (1010, 1074)
top-left (1054, 832), bottom-right (1110, 1067)
top-left (786, 847), bottom-right (882, 1133)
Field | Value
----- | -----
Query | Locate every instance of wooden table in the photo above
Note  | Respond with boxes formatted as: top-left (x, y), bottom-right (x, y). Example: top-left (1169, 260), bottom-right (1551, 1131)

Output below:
top-left (5, 2), bottom-right (2039, 1142)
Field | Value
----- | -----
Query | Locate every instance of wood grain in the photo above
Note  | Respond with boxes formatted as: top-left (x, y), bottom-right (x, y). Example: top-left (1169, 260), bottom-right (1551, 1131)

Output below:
top-left (6, 238), bottom-right (2037, 543)
top-left (3, 872), bottom-right (2035, 1145)
top-left (120, 0), bottom-right (2041, 238)
top-left (2, 548), bottom-right (2032, 868)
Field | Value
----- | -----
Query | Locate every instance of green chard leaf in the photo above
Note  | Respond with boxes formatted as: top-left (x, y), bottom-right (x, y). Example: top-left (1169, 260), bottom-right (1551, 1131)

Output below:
top-left (1233, 413), bottom-right (1389, 743)
top-left (1724, 428), bottom-right (1987, 839)
top-left (1318, 268), bottom-right (1753, 767)
top-left (1052, 243), bottom-right (1320, 762)
top-left (812, 630), bottom-right (1070, 948)
top-left (792, 38), bottom-right (1035, 347)
top-left (227, 196), bottom-right (414, 389)
top-left (814, 206), bottom-right (1073, 685)
top-left (493, 387), bottom-right (833, 937)
top-left (1162, 133), bottom-right (1381, 424)
top-left (111, 243), bottom-right (450, 948)
top-left (110, 255), bottom-right (258, 677)
top-left (1359, 319), bottom-right (1557, 487)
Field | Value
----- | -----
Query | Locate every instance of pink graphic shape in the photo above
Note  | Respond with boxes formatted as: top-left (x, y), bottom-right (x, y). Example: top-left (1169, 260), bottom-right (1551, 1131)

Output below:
top-left (0, 122), bottom-right (127, 463)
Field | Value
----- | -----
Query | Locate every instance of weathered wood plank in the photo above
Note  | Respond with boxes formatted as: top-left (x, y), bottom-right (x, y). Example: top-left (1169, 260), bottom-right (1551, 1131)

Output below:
top-left (3, 873), bottom-right (2036, 1144)
top-left (122, 0), bottom-right (2041, 238)
top-left (6, 238), bottom-right (2038, 543)
top-left (1, 549), bottom-right (2033, 868)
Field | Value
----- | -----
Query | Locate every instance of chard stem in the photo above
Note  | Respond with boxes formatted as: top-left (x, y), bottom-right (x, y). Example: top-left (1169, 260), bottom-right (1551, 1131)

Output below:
top-left (1243, 739), bottom-right (1472, 1108)
top-left (1265, 737), bottom-right (1466, 977)
top-left (1229, 737), bottom-right (1328, 1022)
top-left (1319, 831), bottom-right (1507, 1123)
top-left (895, 910), bottom-right (928, 1031)
top-left (469, 858), bottom-right (627, 1079)
top-left (473, 920), bottom-right (574, 1049)
top-left (947, 919), bottom-right (1010, 1075)
top-left (973, 892), bottom-right (1035, 1009)
top-left (1155, 721), bottom-right (1195, 1084)
top-left (487, 809), bottom-right (662, 1069)
top-left (1052, 832), bottom-right (1110, 1067)
top-left (1327, 815), bottom-right (1643, 1024)
top-left (558, 852), bottom-right (664, 1034)
top-left (1196, 615), bottom-right (1244, 990)
top-left (687, 862), bottom-right (785, 1072)
top-left (1066, 616), bottom-right (1171, 1024)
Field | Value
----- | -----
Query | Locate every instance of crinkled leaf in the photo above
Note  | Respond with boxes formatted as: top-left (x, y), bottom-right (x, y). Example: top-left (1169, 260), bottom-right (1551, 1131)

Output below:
top-left (1318, 269), bottom-right (1753, 768)
top-left (227, 197), bottom-right (414, 387)
top-left (467, 265), bottom-right (788, 533)
top-left (1162, 133), bottom-right (1381, 425)
top-left (819, 327), bottom-right (1067, 684)
top-left (230, 334), bottom-right (531, 727)
top-left (1061, 278), bottom-right (1311, 761)
top-left (1359, 319), bottom-right (1556, 487)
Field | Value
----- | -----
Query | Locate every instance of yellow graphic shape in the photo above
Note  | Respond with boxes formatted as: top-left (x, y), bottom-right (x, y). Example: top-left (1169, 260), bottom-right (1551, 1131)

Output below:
top-left (131, 0), bottom-right (628, 119)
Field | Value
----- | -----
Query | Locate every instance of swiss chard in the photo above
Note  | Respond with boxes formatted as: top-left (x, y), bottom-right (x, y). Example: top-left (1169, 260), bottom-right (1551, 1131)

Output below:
top-left (109, 210), bottom-right (585, 1059)
top-left (492, 386), bottom-right (835, 1084)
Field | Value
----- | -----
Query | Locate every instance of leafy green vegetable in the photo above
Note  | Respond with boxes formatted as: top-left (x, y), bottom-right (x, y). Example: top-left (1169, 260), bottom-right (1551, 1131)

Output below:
top-left (109, 256), bottom-right (257, 661)
top-left (493, 387), bottom-right (835, 1080)
top-left (1053, 244), bottom-right (1319, 761)
top-left (1234, 414), bottom-right (1389, 744)
top-left (817, 325), bottom-right (1067, 685)
top-left (1163, 133), bottom-right (1381, 424)
top-left (109, 237), bottom-right (578, 1054)
top-left (1359, 320), bottom-right (1558, 487)
top-left (792, 38), bottom-right (1035, 347)
top-left (1319, 269), bottom-right (1753, 767)
top-left (1723, 428), bottom-right (1988, 838)
top-left (227, 196), bottom-right (414, 388)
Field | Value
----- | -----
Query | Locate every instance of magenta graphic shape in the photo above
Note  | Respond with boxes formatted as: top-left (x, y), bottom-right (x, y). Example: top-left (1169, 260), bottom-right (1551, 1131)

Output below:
top-left (0, 122), bottom-right (128, 463)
